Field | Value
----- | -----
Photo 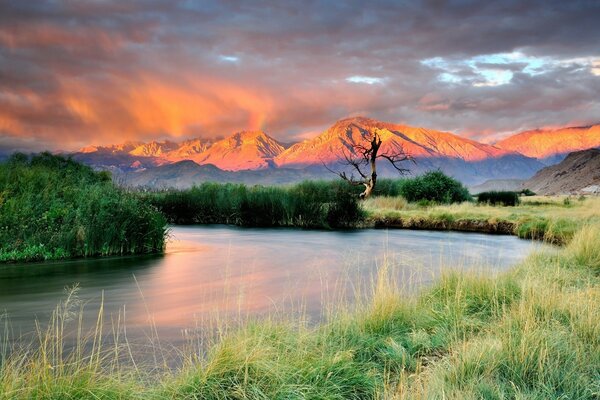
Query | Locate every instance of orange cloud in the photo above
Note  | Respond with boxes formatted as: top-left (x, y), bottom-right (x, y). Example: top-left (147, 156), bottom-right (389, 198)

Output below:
top-left (40, 72), bottom-right (276, 147)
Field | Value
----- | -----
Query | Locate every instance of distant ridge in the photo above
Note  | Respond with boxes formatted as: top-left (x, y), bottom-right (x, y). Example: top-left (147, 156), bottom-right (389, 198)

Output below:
top-left (521, 149), bottom-right (600, 195)
top-left (495, 124), bottom-right (600, 163)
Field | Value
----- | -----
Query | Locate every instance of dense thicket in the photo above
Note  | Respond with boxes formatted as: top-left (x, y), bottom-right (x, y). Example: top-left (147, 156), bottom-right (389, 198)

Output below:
top-left (144, 180), bottom-right (364, 228)
top-left (0, 153), bottom-right (167, 262)
top-left (477, 191), bottom-right (521, 206)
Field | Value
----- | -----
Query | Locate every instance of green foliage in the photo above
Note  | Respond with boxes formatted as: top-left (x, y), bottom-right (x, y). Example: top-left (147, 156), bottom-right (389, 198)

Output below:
top-left (0, 153), bottom-right (167, 262)
top-left (326, 185), bottom-right (365, 228)
top-left (146, 180), bottom-right (365, 229)
top-left (520, 188), bottom-right (536, 196)
top-left (397, 170), bottom-right (472, 204)
top-left (477, 191), bottom-right (521, 206)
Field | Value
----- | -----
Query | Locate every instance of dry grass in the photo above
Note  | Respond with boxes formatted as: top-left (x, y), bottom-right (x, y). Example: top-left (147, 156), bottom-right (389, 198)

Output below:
top-left (365, 195), bottom-right (600, 244)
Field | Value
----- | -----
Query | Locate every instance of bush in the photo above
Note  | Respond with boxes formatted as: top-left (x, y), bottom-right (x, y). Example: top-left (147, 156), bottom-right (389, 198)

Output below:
top-left (477, 191), bottom-right (520, 206)
top-left (520, 188), bottom-right (536, 196)
top-left (0, 153), bottom-right (167, 262)
top-left (397, 171), bottom-right (472, 204)
top-left (326, 185), bottom-right (364, 228)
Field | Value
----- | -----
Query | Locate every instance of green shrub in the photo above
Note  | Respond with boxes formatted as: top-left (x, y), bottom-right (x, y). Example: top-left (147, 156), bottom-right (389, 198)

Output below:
top-left (520, 188), bottom-right (536, 196)
top-left (398, 171), bottom-right (472, 204)
top-left (477, 191), bottom-right (520, 206)
top-left (0, 153), bottom-right (167, 262)
top-left (371, 179), bottom-right (403, 197)
top-left (326, 185), bottom-right (364, 228)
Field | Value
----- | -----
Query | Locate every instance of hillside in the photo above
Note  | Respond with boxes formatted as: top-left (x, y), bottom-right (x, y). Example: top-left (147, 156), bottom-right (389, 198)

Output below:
top-left (189, 130), bottom-right (285, 170)
top-left (496, 124), bottom-right (600, 163)
top-left (468, 179), bottom-right (524, 194)
top-left (122, 160), bottom-right (328, 189)
top-left (522, 149), bottom-right (600, 195)
top-left (74, 116), bottom-right (548, 187)
top-left (275, 117), bottom-right (542, 184)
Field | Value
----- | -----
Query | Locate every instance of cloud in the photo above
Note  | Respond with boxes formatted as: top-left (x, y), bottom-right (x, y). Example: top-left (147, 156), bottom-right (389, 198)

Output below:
top-left (0, 0), bottom-right (599, 150)
top-left (346, 76), bottom-right (386, 85)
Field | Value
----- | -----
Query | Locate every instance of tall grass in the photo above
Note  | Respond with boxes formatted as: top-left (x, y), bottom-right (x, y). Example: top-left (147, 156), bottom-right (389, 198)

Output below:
top-left (143, 171), bottom-right (469, 229)
top-left (2, 212), bottom-right (600, 398)
top-left (144, 180), bottom-right (364, 228)
top-left (0, 153), bottom-right (167, 262)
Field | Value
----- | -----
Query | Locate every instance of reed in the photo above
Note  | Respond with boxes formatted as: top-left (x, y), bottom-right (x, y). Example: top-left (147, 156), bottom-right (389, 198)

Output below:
top-left (0, 153), bottom-right (167, 262)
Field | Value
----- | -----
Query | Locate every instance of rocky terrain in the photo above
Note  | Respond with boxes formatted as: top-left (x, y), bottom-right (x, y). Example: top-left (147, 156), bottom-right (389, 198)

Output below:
top-left (521, 149), bottom-right (600, 195)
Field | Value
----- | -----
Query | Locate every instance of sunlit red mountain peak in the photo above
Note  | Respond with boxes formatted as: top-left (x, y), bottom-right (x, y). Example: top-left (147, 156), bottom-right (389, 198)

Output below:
top-left (495, 124), bottom-right (600, 161)
top-left (274, 116), bottom-right (513, 167)
top-left (165, 138), bottom-right (212, 160)
top-left (78, 141), bottom-right (144, 154)
top-left (129, 140), bottom-right (179, 157)
top-left (189, 130), bottom-right (286, 171)
top-left (74, 116), bottom-right (600, 187)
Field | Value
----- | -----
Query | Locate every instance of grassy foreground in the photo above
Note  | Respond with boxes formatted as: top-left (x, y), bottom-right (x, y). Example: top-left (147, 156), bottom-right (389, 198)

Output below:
top-left (1, 199), bottom-right (600, 398)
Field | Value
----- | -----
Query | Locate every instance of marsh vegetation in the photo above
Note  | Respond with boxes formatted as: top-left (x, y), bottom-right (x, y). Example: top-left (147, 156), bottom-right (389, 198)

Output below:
top-left (0, 154), bottom-right (166, 262)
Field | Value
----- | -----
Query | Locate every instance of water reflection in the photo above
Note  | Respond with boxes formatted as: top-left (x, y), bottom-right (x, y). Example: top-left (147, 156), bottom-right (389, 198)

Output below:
top-left (0, 226), bottom-right (544, 345)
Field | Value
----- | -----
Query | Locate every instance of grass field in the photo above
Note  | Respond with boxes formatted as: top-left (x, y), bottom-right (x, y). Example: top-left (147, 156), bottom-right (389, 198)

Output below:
top-left (365, 195), bottom-right (600, 245)
top-left (1, 197), bottom-right (599, 399)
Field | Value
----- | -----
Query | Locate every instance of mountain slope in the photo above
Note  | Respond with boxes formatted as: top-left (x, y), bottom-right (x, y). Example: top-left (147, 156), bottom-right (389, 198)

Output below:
top-left (522, 149), bottom-right (600, 195)
top-left (275, 117), bottom-right (542, 184)
top-left (190, 130), bottom-right (285, 170)
top-left (73, 116), bottom-right (551, 186)
top-left (496, 124), bottom-right (600, 163)
top-left (122, 160), bottom-right (328, 189)
top-left (129, 140), bottom-right (179, 157)
top-left (166, 138), bottom-right (212, 160)
top-left (276, 117), bottom-right (508, 166)
top-left (468, 179), bottom-right (524, 194)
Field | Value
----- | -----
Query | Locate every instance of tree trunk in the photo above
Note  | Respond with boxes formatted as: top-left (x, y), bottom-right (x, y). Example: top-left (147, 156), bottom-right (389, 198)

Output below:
top-left (359, 137), bottom-right (379, 199)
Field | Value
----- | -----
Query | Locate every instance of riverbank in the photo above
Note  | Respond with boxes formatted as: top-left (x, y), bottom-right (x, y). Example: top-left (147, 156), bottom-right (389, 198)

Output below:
top-left (365, 195), bottom-right (600, 245)
top-left (1, 208), bottom-right (599, 398)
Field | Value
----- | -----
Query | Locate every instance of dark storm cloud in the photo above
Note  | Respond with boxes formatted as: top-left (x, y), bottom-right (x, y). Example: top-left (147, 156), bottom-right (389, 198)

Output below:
top-left (0, 0), bottom-right (599, 149)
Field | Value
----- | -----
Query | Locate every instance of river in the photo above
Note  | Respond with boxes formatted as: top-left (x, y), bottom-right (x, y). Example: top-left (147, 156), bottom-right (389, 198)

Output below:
top-left (0, 226), bottom-right (545, 350)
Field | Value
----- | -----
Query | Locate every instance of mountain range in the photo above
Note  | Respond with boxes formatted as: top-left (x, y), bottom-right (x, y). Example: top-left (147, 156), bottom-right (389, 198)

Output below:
top-left (495, 123), bottom-right (600, 164)
top-left (70, 117), bottom-right (600, 188)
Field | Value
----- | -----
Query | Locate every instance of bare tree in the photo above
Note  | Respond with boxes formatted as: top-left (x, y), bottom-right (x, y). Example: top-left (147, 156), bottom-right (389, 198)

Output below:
top-left (326, 130), bottom-right (413, 199)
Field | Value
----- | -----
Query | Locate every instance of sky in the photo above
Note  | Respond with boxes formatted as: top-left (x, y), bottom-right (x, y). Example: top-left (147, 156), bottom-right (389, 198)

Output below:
top-left (1, 0), bottom-right (599, 152)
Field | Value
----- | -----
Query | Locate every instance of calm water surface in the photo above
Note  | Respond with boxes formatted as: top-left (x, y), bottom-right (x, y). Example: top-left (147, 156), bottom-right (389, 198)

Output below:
top-left (0, 226), bottom-right (545, 346)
